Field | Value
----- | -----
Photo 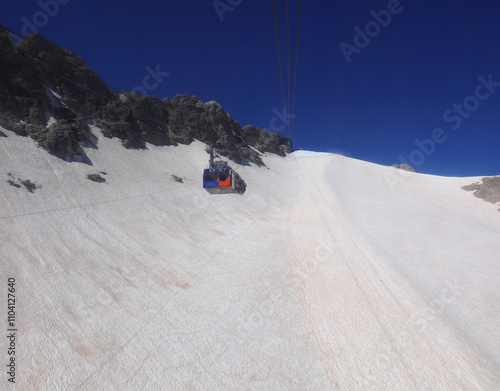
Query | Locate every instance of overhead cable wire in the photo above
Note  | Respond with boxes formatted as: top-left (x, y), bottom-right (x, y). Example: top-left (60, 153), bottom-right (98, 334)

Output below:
top-left (1, 25), bottom-right (122, 95)
top-left (272, 1), bottom-right (300, 150)
top-left (272, 0), bottom-right (287, 141)
top-left (286, 0), bottom-right (291, 142)
top-left (0, 42), bottom-right (115, 105)
top-left (290, 0), bottom-right (301, 147)
top-left (0, 33), bottom-right (171, 129)
top-left (0, 26), bottom-right (171, 128)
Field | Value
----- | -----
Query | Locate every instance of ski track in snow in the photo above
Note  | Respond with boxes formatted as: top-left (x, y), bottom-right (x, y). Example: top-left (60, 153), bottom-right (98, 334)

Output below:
top-left (0, 126), bottom-right (499, 390)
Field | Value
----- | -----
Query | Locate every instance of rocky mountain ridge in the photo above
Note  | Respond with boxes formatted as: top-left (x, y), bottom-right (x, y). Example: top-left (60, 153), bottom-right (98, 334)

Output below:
top-left (0, 24), bottom-right (289, 166)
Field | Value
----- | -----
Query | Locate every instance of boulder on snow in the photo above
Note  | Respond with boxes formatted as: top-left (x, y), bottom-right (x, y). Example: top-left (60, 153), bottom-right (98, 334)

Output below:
top-left (87, 173), bottom-right (106, 183)
top-left (233, 170), bottom-right (247, 195)
top-left (171, 175), bottom-right (183, 183)
top-left (6, 173), bottom-right (41, 193)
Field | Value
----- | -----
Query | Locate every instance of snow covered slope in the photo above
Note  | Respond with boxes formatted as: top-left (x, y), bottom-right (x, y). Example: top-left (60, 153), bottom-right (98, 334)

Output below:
top-left (0, 126), bottom-right (499, 390)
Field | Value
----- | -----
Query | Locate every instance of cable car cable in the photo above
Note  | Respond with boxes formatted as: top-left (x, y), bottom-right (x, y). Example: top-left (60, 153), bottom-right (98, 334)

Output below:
top-left (290, 0), bottom-right (301, 146)
top-left (1, 25), bottom-right (122, 95)
top-left (0, 27), bottom-right (173, 129)
top-left (0, 39), bottom-right (171, 131)
top-left (272, 1), bottom-right (301, 150)
top-left (286, 0), bottom-right (291, 142)
top-left (272, 0), bottom-right (287, 141)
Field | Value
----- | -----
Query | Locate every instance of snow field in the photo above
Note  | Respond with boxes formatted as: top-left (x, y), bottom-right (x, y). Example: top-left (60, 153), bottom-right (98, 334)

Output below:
top-left (0, 127), bottom-right (499, 390)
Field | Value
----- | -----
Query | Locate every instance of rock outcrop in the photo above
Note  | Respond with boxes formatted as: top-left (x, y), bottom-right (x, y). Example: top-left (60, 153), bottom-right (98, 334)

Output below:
top-left (0, 26), bottom-right (113, 158)
top-left (462, 177), bottom-right (500, 208)
top-left (392, 163), bottom-right (417, 173)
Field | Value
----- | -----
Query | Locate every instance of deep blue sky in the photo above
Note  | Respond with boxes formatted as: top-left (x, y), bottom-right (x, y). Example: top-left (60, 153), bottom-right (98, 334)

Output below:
top-left (1, 0), bottom-right (500, 176)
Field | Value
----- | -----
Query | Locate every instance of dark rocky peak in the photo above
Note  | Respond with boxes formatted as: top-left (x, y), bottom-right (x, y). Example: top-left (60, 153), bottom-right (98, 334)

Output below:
top-left (18, 32), bottom-right (114, 114)
top-left (241, 125), bottom-right (286, 156)
top-left (0, 29), bottom-right (289, 165)
top-left (0, 28), bottom-right (113, 158)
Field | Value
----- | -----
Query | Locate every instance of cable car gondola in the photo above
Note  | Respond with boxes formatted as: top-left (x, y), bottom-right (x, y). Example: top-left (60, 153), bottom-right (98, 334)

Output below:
top-left (202, 146), bottom-right (236, 194)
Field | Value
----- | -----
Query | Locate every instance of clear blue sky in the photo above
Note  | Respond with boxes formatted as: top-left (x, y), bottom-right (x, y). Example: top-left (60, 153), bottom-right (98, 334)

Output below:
top-left (1, 0), bottom-right (500, 176)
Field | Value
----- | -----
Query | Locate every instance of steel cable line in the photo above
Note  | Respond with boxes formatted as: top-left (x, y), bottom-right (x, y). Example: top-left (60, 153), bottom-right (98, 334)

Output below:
top-left (0, 28), bottom-right (171, 130)
top-left (1, 25), bottom-right (122, 95)
top-left (287, 0), bottom-right (291, 142)
top-left (272, 0), bottom-right (301, 150)
top-left (272, 0), bottom-right (287, 142)
top-left (290, 0), bottom-right (301, 146)
top-left (0, 42), bottom-right (114, 106)
top-left (0, 42), bottom-right (170, 130)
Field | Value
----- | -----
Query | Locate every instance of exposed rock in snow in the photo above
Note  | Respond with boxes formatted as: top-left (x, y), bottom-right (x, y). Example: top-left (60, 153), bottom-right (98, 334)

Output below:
top-left (463, 176), bottom-right (500, 207)
top-left (87, 173), bottom-right (106, 183)
top-left (6, 172), bottom-right (42, 193)
top-left (392, 163), bottom-right (417, 173)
